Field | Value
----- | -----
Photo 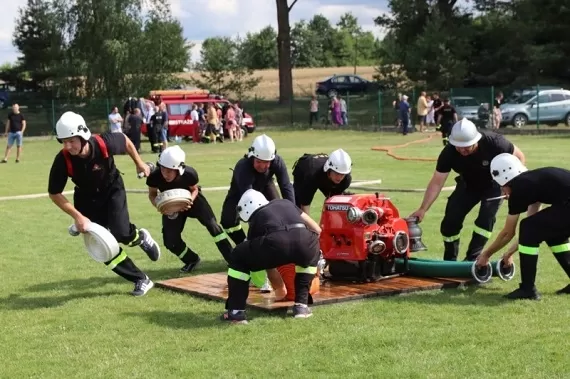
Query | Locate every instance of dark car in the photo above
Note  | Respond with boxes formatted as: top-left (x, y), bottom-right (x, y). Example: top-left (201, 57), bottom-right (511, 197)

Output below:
top-left (315, 74), bottom-right (381, 97)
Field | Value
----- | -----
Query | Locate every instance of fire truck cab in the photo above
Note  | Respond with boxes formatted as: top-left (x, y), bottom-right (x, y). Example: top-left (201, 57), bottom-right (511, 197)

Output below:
top-left (141, 89), bottom-right (256, 142)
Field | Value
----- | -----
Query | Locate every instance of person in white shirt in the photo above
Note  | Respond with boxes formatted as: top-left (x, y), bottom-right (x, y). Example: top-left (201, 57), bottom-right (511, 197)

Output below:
top-left (108, 107), bottom-right (123, 133)
top-left (190, 104), bottom-right (199, 122)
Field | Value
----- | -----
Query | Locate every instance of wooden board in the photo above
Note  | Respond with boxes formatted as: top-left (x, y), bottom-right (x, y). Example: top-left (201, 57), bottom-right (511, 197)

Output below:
top-left (156, 273), bottom-right (475, 312)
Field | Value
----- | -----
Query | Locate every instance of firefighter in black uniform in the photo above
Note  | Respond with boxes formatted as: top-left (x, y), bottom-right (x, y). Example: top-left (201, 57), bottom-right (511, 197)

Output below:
top-left (48, 111), bottom-right (161, 297)
top-left (221, 189), bottom-right (322, 324)
top-left (476, 153), bottom-right (570, 300)
top-left (220, 134), bottom-right (295, 246)
top-left (409, 118), bottom-right (526, 262)
top-left (146, 145), bottom-right (233, 272)
top-left (436, 98), bottom-right (458, 146)
top-left (292, 148), bottom-right (353, 214)
top-left (148, 106), bottom-right (166, 153)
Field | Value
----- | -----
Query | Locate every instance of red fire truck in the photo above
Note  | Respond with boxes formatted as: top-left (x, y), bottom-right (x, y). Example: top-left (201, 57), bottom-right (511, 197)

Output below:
top-left (140, 89), bottom-right (256, 142)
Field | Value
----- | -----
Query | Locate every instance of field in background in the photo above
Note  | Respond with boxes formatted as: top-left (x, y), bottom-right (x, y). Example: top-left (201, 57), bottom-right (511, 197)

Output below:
top-left (178, 66), bottom-right (378, 99)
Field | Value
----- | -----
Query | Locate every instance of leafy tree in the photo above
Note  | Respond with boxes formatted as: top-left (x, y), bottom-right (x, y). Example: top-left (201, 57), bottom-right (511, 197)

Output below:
top-left (12, 0), bottom-right (63, 88)
top-left (192, 37), bottom-right (261, 99)
top-left (238, 26), bottom-right (278, 70)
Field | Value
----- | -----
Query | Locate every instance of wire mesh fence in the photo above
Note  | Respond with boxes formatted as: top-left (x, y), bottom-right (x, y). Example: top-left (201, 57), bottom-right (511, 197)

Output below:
top-left (2, 85), bottom-right (568, 137)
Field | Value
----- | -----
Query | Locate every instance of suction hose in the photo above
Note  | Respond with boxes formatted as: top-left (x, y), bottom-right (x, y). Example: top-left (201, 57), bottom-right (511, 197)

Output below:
top-left (395, 257), bottom-right (516, 284)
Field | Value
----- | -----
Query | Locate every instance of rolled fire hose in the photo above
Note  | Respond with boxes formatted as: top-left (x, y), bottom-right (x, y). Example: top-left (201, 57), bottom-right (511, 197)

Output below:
top-left (395, 257), bottom-right (516, 284)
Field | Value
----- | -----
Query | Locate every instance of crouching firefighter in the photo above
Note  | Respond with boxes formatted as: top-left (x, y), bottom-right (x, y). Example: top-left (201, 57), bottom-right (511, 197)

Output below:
top-left (409, 118), bottom-right (526, 261)
top-left (292, 148), bottom-right (353, 214)
top-left (221, 190), bottom-right (322, 324)
top-left (48, 111), bottom-right (161, 296)
top-left (146, 145), bottom-right (233, 272)
top-left (476, 153), bottom-right (570, 300)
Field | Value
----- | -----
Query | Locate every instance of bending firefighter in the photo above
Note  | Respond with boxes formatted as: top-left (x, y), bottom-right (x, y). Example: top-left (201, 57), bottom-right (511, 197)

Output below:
top-left (221, 190), bottom-right (322, 324)
top-left (48, 111), bottom-right (161, 296)
top-left (409, 118), bottom-right (525, 261)
top-left (146, 146), bottom-right (233, 272)
top-left (476, 154), bottom-right (570, 300)
top-left (292, 148), bottom-right (353, 214)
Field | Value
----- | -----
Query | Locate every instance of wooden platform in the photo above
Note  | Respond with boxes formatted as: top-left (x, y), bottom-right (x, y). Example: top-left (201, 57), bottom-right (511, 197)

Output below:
top-left (156, 272), bottom-right (475, 311)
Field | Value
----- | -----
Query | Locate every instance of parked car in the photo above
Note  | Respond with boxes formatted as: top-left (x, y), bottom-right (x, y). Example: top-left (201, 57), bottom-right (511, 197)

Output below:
top-left (449, 96), bottom-right (491, 128)
top-left (315, 74), bottom-right (381, 97)
top-left (500, 89), bottom-right (570, 128)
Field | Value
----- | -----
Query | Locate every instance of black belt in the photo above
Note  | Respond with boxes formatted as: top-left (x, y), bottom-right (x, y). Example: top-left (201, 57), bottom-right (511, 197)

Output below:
top-left (265, 223), bottom-right (307, 233)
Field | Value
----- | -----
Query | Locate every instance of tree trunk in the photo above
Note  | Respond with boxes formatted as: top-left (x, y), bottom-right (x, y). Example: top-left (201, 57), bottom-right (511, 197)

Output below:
top-left (276, 0), bottom-right (293, 104)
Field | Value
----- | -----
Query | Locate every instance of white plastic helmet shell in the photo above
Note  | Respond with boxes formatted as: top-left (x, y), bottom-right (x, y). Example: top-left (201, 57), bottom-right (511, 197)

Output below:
top-left (490, 153), bottom-right (528, 186)
top-left (158, 145), bottom-right (186, 175)
top-left (323, 148), bottom-right (352, 174)
top-left (56, 111), bottom-right (91, 141)
top-left (247, 134), bottom-right (276, 161)
top-left (448, 118), bottom-right (482, 147)
top-left (237, 189), bottom-right (269, 222)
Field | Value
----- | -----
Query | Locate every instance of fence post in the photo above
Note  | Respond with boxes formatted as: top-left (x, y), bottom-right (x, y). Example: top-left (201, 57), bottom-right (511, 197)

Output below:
top-left (51, 99), bottom-right (56, 137)
top-left (377, 90), bottom-right (382, 129)
top-left (490, 86), bottom-right (495, 129)
top-left (536, 84), bottom-right (540, 130)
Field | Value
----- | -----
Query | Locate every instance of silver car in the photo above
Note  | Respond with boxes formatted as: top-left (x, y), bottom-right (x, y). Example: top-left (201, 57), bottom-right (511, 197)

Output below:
top-left (500, 89), bottom-right (570, 127)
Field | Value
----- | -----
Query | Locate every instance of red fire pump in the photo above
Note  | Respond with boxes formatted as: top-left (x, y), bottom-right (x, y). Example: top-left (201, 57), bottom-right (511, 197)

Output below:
top-left (318, 192), bottom-right (427, 282)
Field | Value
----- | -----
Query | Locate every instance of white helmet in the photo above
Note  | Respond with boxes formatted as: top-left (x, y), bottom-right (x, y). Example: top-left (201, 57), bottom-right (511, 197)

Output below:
top-left (448, 118), bottom-right (482, 147)
top-left (247, 134), bottom-right (276, 161)
top-left (324, 148), bottom-right (352, 174)
top-left (56, 111), bottom-right (91, 141)
top-left (490, 153), bottom-right (528, 186)
top-left (158, 145), bottom-right (185, 175)
top-left (237, 189), bottom-right (269, 222)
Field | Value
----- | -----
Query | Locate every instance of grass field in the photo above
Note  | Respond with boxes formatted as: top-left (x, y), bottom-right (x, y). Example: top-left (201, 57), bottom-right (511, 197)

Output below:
top-left (1, 130), bottom-right (569, 378)
top-left (179, 66), bottom-right (378, 99)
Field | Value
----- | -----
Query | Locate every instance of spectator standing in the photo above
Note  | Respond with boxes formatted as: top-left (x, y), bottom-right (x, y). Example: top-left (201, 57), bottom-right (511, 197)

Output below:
top-left (2, 104), bottom-right (26, 163)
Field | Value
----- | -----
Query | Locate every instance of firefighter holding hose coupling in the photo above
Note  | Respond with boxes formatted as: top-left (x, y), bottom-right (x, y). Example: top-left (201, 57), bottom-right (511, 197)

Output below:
top-left (409, 118), bottom-right (525, 262)
top-left (476, 153), bottom-right (570, 300)
top-left (292, 148), bottom-right (353, 215)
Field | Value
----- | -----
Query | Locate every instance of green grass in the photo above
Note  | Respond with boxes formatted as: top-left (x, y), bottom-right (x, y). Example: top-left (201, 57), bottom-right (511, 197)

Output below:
top-left (1, 130), bottom-right (569, 378)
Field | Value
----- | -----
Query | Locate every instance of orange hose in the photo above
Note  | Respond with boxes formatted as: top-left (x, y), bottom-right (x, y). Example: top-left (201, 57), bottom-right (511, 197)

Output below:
top-left (371, 132), bottom-right (440, 162)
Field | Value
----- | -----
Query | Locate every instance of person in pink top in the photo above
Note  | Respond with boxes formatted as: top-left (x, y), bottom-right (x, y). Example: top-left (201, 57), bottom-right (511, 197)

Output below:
top-left (225, 105), bottom-right (238, 142)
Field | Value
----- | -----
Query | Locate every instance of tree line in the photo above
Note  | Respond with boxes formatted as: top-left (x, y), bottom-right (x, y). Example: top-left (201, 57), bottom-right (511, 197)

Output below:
top-left (375, 0), bottom-right (570, 90)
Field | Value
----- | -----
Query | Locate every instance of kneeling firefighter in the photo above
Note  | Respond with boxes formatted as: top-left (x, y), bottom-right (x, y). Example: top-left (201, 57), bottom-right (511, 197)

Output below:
top-left (476, 153), bottom-right (570, 300)
top-left (221, 190), bottom-right (322, 324)
top-left (292, 148), bottom-right (353, 214)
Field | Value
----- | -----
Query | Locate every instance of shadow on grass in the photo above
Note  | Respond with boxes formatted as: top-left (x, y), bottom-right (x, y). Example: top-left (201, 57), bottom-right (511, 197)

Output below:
top-left (21, 260), bottom-right (228, 294)
top-left (0, 291), bottom-right (123, 310)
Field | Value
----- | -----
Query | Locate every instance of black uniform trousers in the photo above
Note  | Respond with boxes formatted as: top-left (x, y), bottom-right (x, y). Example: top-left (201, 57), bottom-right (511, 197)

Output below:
top-left (226, 226), bottom-right (320, 310)
top-left (220, 182), bottom-right (281, 245)
top-left (517, 204), bottom-right (570, 291)
top-left (128, 127), bottom-right (141, 152)
top-left (440, 120), bottom-right (454, 146)
top-left (73, 182), bottom-right (146, 283)
top-left (147, 125), bottom-right (160, 153)
top-left (440, 179), bottom-right (502, 261)
top-left (162, 193), bottom-right (232, 264)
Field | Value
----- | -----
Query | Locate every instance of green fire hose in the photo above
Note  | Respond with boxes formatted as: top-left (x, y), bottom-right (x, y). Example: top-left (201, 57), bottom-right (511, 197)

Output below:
top-left (395, 257), bottom-right (516, 283)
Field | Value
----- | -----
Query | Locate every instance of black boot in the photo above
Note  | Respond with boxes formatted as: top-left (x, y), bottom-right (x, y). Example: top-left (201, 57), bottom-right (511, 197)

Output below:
top-left (180, 248), bottom-right (201, 273)
top-left (443, 240), bottom-right (460, 261)
top-left (464, 232), bottom-right (488, 261)
top-left (553, 251), bottom-right (570, 294)
top-left (505, 253), bottom-right (541, 300)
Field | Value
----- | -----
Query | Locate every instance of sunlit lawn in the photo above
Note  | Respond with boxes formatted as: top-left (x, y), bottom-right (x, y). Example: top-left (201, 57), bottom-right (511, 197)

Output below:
top-left (0, 130), bottom-right (569, 378)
